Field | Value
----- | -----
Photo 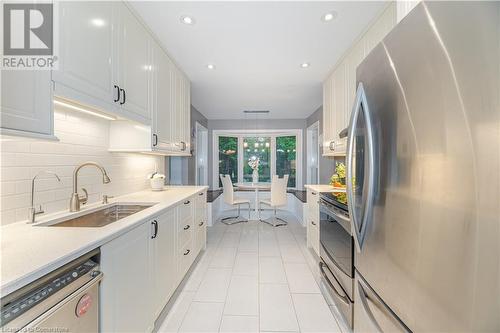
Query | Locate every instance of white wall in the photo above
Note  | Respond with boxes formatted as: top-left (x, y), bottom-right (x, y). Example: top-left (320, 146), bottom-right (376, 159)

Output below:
top-left (0, 108), bottom-right (164, 226)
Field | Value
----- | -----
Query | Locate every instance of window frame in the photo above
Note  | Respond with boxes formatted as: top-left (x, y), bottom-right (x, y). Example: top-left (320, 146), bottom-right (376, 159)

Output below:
top-left (213, 129), bottom-right (303, 189)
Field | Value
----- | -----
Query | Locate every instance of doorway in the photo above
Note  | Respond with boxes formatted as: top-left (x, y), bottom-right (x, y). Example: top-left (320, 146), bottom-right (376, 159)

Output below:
top-left (306, 121), bottom-right (320, 184)
top-left (195, 122), bottom-right (209, 186)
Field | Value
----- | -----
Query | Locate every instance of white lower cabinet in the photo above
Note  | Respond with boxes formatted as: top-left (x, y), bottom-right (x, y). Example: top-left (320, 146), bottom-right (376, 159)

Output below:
top-left (100, 222), bottom-right (153, 333)
top-left (151, 209), bottom-right (176, 318)
top-left (100, 191), bottom-right (207, 332)
top-left (306, 189), bottom-right (320, 256)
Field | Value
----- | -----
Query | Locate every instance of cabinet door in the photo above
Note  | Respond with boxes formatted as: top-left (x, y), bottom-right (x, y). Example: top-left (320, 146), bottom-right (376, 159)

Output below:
top-left (322, 76), bottom-right (334, 155)
top-left (195, 192), bottom-right (207, 254)
top-left (169, 66), bottom-right (180, 147)
top-left (116, 3), bottom-right (151, 122)
top-left (182, 76), bottom-right (191, 153)
top-left (1, 71), bottom-right (53, 136)
top-left (152, 209), bottom-right (176, 317)
top-left (332, 64), bottom-right (346, 141)
top-left (152, 42), bottom-right (173, 147)
top-left (364, 3), bottom-right (397, 55)
top-left (52, 1), bottom-right (115, 106)
top-left (345, 41), bottom-right (366, 129)
top-left (397, 1), bottom-right (420, 23)
top-left (100, 222), bottom-right (153, 332)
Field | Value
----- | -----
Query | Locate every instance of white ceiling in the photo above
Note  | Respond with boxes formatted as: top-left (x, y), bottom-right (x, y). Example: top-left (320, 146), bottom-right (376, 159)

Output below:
top-left (129, 1), bottom-right (387, 119)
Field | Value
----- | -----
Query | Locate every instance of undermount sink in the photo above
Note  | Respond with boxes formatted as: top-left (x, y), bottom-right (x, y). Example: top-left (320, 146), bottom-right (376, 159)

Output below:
top-left (38, 203), bottom-right (156, 228)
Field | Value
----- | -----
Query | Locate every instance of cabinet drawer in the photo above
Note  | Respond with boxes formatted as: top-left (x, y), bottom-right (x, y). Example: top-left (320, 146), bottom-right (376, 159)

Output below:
top-left (179, 197), bottom-right (193, 221)
top-left (177, 217), bottom-right (193, 249)
top-left (178, 239), bottom-right (194, 277)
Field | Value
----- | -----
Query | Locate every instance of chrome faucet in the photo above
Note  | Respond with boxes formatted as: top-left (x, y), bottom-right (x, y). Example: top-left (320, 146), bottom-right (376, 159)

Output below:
top-left (70, 162), bottom-right (111, 212)
top-left (29, 171), bottom-right (61, 224)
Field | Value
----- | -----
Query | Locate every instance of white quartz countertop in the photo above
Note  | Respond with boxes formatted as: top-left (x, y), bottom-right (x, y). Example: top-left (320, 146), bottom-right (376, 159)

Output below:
top-left (304, 184), bottom-right (346, 193)
top-left (0, 186), bottom-right (207, 298)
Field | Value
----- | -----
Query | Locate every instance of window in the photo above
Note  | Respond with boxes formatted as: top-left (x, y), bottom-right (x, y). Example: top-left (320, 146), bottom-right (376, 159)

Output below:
top-left (243, 137), bottom-right (271, 183)
top-left (214, 130), bottom-right (302, 189)
top-left (218, 136), bottom-right (238, 187)
top-left (276, 136), bottom-right (297, 188)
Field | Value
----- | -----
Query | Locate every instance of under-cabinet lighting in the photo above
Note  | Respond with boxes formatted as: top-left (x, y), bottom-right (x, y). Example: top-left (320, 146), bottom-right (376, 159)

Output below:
top-left (134, 125), bottom-right (150, 132)
top-left (54, 100), bottom-right (116, 120)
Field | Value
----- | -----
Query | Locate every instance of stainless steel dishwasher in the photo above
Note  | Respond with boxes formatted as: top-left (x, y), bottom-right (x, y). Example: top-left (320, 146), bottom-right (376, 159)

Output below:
top-left (1, 249), bottom-right (102, 332)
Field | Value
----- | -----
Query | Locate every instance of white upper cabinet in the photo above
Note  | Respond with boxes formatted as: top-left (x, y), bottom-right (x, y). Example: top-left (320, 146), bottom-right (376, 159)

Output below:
top-left (53, 1), bottom-right (151, 124)
top-left (1, 70), bottom-right (54, 139)
top-left (115, 2), bottom-right (151, 122)
top-left (52, 1), bottom-right (116, 109)
top-left (364, 3), bottom-right (397, 55)
top-left (397, 1), bottom-right (420, 22)
top-left (322, 3), bottom-right (396, 156)
top-left (152, 41), bottom-right (174, 149)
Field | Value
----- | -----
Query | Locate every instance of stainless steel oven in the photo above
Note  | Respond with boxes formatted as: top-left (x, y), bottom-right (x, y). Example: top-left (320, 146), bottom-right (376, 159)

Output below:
top-left (319, 192), bottom-right (354, 328)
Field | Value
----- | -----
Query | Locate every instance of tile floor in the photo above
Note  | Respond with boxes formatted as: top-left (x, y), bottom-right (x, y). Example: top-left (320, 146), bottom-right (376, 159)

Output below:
top-left (157, 212), bottom-right (346, 333)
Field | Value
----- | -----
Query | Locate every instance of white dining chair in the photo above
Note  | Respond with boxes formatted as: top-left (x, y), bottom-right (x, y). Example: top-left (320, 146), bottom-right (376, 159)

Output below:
top-left (220, 174), bottom-right (251, 225)
top-left (258, 174), bottom-right (289, 227)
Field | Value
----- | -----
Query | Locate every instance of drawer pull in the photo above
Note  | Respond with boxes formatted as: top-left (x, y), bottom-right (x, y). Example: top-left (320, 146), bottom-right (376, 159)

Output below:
top-left (311, 221), bottom-right (317, 226)
top-left (198, 192), bottom-right (204, 196)
top-left (184, 200), bottom-right (190, 205)
top-left (183, 249), bottom-right (190, 256)
top-left (184, 225), bottom-right (190, 230)
top-left (311, 192), bottom-right (317, 195)
top-left (199, 221), bottom-right (204, 227)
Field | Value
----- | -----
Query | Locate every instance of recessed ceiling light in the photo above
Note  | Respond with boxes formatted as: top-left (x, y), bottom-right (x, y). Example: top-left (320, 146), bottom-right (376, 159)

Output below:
top-left (180, 15), bottom-right (195, 25)
top-left (300, 62), bottom-right (310, 68)
top-left (207, 64), bottom-right (216, 70)
top-left (322, 11), bottom-right (338, 22)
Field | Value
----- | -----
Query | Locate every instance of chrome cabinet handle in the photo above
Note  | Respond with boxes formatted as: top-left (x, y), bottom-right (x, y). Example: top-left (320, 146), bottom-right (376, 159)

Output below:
top-left (311, 221), bottom-right (316, 226)
top-left (199, 221), bottom-right (204, 227)
top-left (347, 82), bottom-right (375, 253)
top-left (311, 191), bottom-right (317, 195)
top-left (183, 249), bottom-right (190, 256)
top-left (184, 200), bottom-right (190, 205)
top-left (198, 192), bottom-right (204, 196)
top-left (318, 262), bottom-right (349, 306)
top-left (184, 225), bottom-right (190, 230)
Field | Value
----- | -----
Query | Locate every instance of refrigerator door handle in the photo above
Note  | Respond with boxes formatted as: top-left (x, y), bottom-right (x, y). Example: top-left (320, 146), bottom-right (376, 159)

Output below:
top-left (347, 82), bottom-right (376, 252)
top-left (357, 280), bottom-right (384, 333)
top-left (357, 278), bottom-right (410, 333)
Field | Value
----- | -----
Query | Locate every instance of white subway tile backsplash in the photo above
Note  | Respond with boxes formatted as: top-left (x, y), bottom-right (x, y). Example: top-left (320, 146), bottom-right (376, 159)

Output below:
top-left (0, 108), bottom-right (163, 225)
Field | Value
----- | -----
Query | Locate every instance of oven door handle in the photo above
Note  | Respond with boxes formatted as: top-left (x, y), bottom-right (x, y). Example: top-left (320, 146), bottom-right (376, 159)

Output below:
top-left (319, 262), bottom-right (350, 306)
top-left (320, 199), bottom-right (350, 224)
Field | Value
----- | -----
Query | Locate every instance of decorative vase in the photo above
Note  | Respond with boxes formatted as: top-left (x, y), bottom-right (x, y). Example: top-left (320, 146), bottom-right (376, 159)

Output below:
top-left (252, 169), bottom-right (259, 183)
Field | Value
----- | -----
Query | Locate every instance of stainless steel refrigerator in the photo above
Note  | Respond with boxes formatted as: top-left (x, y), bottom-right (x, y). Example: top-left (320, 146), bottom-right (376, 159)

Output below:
top-left (346, 2), bottom-right (500, 332)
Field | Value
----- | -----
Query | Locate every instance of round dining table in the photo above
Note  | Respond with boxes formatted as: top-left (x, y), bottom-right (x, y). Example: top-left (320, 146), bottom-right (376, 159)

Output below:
top-left (234, 182), bottom-right (271, 213)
